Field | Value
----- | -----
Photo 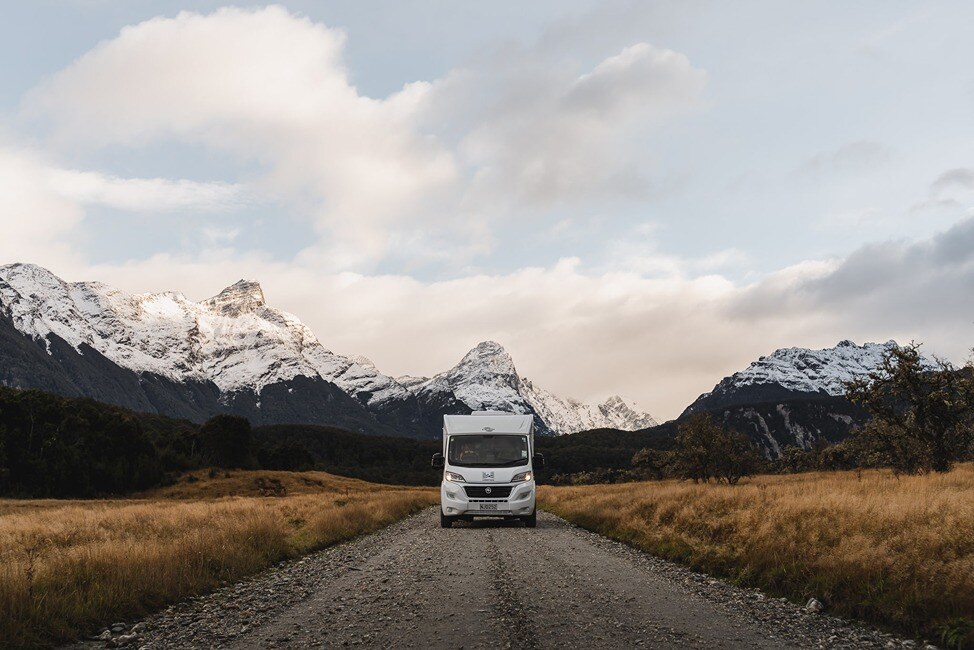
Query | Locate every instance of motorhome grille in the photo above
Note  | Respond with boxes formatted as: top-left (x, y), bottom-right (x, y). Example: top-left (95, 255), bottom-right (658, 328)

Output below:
top-left (464, 485), bottom-right (513, 498)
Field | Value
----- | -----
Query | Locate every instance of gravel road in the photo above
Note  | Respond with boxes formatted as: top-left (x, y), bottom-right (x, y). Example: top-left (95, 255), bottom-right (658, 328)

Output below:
top-left (73, 508), bottom-right (922, 650)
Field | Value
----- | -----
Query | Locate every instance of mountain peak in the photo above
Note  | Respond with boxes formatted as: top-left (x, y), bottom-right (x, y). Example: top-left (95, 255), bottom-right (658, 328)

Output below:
top-left (0, 262), bottom-right (66, 291)
top-left (457, 340), bottom-right (516, 375)
top-left (472, 340), bottom-right (507, 354)
top-left (203, 279), bottom-right (266, 315)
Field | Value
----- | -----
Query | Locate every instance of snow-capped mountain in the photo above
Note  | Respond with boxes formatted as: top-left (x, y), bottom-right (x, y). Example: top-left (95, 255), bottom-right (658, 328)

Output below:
top-left (681, 340), bottom-right (928, 458)
top-left (0, 263), bottom-right (654, 436)
top-left (685, 339), bottom-right (922, 414)
top-left (406, 341), bottom-right (657, 435)
top-left (716, 340), bottom-right (903, 397)
top-left (0, 264), bottom-right (410, 409)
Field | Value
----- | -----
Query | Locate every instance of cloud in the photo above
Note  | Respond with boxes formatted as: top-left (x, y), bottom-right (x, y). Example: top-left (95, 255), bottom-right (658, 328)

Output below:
top-left (24, 6), bottom-right (458, 267)
top-left (798, 140), bottom-right (891, 177)
top-left (730, 216), bottom-right (974, 350)
top-left (930, 168), bottom-right (974, 195)
top-left (0, 140), bottom-right (251, 270)
top-left (47, 169), bottom-right (247, 213)
top-left (446, 41), bottom-right (706, 209)
top-left (54, 215), bottom-right (970, 421)
top-left (910, 167), bottom-right (974, 214)
top-left (599, 222), bottom-right (749, 277)
top-left (0, 146), bottom-right (84, 265)
top-left (11, 4), bottom-right (972, 421)
top-left (568, 43), bottom-right (704, 120)
top-left (22, 6), bottom-right (706, 269)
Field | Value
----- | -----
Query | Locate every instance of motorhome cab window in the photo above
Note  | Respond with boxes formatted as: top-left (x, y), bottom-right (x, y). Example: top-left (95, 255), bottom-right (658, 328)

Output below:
top-left (448, 435), bottom-right (528, 468)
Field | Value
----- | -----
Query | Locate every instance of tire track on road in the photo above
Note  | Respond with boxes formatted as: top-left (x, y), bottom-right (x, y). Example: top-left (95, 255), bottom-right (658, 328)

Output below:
top-left (486, 527), bottom-right (539, 650)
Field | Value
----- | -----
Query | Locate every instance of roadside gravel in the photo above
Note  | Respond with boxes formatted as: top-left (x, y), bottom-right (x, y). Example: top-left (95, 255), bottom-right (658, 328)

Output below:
top-left (68, 508), bottom-right (929, 649)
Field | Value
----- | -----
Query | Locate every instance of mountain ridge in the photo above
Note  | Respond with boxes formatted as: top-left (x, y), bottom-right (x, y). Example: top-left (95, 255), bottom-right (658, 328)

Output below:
top-left (677, 339), bottom-right (929, 457)
top-left (0, 263), bottom-right (655, 436)
top-left (405, 340), bottom-right (657, 435)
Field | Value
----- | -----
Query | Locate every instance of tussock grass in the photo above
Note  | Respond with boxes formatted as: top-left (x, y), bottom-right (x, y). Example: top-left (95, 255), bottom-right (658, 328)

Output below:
top-left (539, 464), bottom-right (974, 646)
top-left (0, 470), bottom-right (437, 648)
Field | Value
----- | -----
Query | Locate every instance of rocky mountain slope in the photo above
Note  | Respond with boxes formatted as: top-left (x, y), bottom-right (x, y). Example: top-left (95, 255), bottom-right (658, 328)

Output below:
top-left (680, 340), bottom-right (924, 457)
top-left (404, 341), bottom-right (657, 436)
top-left (0, 263), bottom-right (653, 437)
top-left (0, 264), bottom-right (409, 405)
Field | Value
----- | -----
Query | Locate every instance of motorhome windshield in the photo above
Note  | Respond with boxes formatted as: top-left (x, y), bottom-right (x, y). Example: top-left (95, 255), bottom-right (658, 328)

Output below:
top-left (448, 435), bottom-right (529, 468)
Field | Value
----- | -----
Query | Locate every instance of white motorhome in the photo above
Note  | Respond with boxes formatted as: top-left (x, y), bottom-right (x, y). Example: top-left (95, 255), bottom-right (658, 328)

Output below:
top-left (432, 412), bottom-right (545, 528)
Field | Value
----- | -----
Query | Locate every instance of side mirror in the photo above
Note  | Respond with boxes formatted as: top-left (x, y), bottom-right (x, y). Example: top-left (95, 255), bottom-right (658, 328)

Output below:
top-left (532, 453), bottom-right (545, 469)
top-left (431, 453), bottom-right (444, 468)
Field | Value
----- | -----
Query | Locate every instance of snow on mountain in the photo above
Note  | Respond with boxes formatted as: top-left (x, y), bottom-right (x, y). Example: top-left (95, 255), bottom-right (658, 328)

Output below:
top-left (709, 339), bottom-right (913, 397)
top-left (681, 339), bottom-right (932, 457)
top-left (409, 341), bottom-right (657, 435)
top-left (0, 263), bottom-right (409, 407)
top-left (395, 375), bottom-right (430, 391)
top-left (684, 339), bottom-right (937, 420)
top-left (0, 264), bottom-right (656, 435)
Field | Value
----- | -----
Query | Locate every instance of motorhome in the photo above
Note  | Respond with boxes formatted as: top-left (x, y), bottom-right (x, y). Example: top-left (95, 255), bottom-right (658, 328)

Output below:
top-left (431, 412), bottom-right (545, 528)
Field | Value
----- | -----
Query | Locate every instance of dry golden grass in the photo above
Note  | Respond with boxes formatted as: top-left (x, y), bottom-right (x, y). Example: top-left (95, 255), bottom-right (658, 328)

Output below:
top-left (0, 470), bottom-right (437, 648)
top-left (539, 464), bottom-right (974, 645)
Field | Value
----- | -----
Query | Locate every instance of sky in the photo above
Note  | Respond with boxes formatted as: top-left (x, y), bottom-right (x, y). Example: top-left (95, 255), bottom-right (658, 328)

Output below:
top-left (1, 1), bottom-right (973, 420)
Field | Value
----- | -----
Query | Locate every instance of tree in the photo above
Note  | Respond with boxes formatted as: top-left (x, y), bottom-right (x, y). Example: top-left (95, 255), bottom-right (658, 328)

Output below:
top-left (670, 413), bottom-right (763, 484)
top-left (672, 413), bottom-right (717, 482)
top-left (198, 415), bottom-right (255, 469)
top-left (711, 429), bottom-right (763, 485)
top-left (631, 447), bottom-right (670, 480)
top-left (846, 343), bottom-right (974, 474)
top-left (778, 445), bottom-right (812, 474)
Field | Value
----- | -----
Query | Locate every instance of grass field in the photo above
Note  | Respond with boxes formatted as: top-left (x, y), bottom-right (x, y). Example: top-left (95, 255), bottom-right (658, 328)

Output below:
top-left (539, 464), bottom-right (974, 648)
top-left (0, 470), bottom-right (437, 648)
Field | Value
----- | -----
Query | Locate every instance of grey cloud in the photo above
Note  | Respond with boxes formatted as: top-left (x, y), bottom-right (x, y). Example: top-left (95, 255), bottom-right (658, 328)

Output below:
top-left (931, 168), bottom-right (974, 195)
top-left (451, 42), bottom-right (706, 209)
top-left (566, 44), bottom-right (705, 120)
top-left (909, 168), bottom-right (974, 214)
top-left (732, 216), bottom-right (974, 337)
top-left (798, 140), bottom-right (891, 177)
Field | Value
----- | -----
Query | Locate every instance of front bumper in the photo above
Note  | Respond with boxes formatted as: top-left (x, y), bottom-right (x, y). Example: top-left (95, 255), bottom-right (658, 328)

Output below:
top-left (440, 480), bottom-right (536, 517)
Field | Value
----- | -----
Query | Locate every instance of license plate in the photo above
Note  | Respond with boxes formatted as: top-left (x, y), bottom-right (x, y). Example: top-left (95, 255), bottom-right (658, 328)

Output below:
top-left (478, 503), bottom-right (498, 511)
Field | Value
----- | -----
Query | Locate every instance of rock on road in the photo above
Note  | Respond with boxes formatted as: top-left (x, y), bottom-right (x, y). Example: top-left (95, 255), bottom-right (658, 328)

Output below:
top-left (74, 508), bottom-right (912, 650)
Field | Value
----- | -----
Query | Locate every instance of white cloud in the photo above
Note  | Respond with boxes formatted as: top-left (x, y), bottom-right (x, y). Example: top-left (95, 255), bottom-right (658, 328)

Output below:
top-left (0, 141), bottom-right (249, 268)
top-left (0, 146), bottom-right (85, 266)
top-left (47, 169), bottom-right (247, 213)
top-left (600, 222), bottom-right (750, 277)
top-left (23, 6), bottom-right (459, 267)
top-left (22, 7), bottom-right (706, 269)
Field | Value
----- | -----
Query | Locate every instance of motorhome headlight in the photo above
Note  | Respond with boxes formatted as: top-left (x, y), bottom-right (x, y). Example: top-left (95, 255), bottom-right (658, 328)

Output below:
top-left (444, 471), bottom-right (466, 483)
top-left (511, 471), bottom-right (532, 483)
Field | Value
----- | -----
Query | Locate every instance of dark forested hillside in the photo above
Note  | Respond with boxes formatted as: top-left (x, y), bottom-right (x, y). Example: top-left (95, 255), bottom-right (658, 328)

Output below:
top-left (0, 386), bottom-right (683, 496)
top-left (0, 387), bottom-right (199, 497)
top-left (253, 424), bottom-right (441, 485)
top-left (534, 427), bottom-right (674, 482)
top-left (0, 387), bottom-right (435, 496)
